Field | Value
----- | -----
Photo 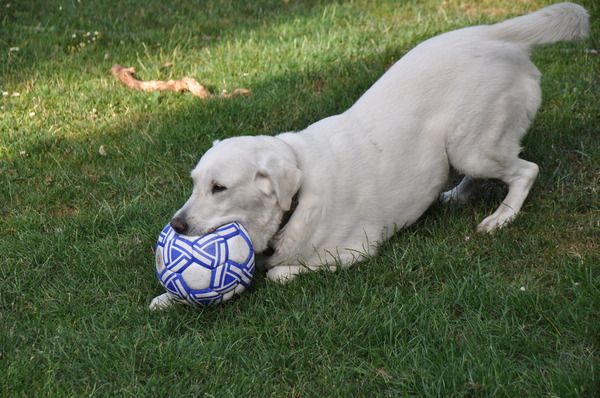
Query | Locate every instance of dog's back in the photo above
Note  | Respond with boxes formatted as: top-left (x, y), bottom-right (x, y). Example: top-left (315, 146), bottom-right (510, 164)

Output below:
top-left (350, 2), bottom-right (589, 133)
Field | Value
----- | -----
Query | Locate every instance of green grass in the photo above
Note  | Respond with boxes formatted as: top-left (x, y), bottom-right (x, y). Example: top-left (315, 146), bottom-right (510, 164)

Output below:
top-left (1, 0), bottom-right (598, 396)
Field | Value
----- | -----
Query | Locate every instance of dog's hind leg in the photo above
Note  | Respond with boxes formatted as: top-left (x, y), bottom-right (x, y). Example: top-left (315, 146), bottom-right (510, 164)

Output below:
top-left (477, 158), bottom-right (539, 232)
top-left (448, 61), bottom-right (542, 232)
top-left (440, 176), bottom-right (478, 204)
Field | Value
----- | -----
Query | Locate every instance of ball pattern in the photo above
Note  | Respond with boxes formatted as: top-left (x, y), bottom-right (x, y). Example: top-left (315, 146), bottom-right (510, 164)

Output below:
top-left (155, 222), bottom-right (255, 305)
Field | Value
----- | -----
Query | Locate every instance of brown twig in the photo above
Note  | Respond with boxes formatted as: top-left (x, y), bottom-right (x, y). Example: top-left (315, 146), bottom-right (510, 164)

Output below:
top-left (110, 64), bottom-right (250, 99)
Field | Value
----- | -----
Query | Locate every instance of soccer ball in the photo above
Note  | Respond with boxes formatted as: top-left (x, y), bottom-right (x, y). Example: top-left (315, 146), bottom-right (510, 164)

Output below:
top-left (152, 222), bottom-right (255, 308)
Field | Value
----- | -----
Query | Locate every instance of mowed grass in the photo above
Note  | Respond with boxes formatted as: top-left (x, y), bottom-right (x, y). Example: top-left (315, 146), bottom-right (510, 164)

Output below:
top-left (1, 0), bottom-right (598, 396)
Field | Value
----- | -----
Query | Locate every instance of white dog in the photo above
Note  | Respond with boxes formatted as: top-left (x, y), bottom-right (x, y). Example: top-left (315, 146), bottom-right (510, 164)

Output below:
top-left (169, 3), bottom-right (588, 283)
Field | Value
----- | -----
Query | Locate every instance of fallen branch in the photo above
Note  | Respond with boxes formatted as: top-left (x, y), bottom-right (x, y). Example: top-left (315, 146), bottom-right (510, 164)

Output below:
top-left (110, 64), bottom-right (250, 99)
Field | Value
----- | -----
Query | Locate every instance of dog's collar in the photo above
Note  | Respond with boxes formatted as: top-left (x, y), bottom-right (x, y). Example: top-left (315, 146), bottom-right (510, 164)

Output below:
top-left (263, 192), bottom-right (299, 257)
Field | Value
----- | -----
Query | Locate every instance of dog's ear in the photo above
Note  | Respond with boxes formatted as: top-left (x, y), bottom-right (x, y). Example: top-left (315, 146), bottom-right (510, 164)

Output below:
top-left (255, 155), bottom-right (302, 211)
top-left (212, 139), bottom-right (221, 146)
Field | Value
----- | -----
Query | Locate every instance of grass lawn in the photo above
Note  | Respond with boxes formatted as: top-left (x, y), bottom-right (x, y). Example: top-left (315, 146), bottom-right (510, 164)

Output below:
top-left (1, 0), bottom-right (598, 396)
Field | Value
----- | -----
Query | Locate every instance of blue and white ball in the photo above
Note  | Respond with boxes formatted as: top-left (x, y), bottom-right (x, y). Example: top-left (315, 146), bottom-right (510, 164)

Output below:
top-left (153, 222), bottom-right (255, 307)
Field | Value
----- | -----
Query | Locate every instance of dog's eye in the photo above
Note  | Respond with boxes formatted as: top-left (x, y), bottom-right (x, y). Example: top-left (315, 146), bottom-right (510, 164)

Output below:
top-left (211, 183), bottom-right (227, 194)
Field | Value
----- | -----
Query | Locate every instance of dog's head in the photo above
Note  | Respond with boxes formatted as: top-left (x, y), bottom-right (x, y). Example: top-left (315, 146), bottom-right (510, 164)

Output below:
top-left (170, 135), bottom-right (302, 252)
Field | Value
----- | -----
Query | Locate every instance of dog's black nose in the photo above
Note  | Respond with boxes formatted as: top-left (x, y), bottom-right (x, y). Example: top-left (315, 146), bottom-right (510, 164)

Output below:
top-left (170, 218), bottom-right (188, 234)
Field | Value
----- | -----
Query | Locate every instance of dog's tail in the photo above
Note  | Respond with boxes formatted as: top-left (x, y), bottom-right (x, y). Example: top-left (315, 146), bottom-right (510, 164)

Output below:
top-left (490, 2), bottom-right (589, 50)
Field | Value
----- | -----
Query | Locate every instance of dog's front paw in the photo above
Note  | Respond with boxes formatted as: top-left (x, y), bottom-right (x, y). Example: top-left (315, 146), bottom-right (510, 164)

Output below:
top-left (149, 293), bottom-right (177, 310)
top-left (267, 266), bottom-right (301, 284)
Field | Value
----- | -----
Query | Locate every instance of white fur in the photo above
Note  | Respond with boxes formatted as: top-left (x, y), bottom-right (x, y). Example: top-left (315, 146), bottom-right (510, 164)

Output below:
top-left (171, 3), bottom-right (588, 283)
